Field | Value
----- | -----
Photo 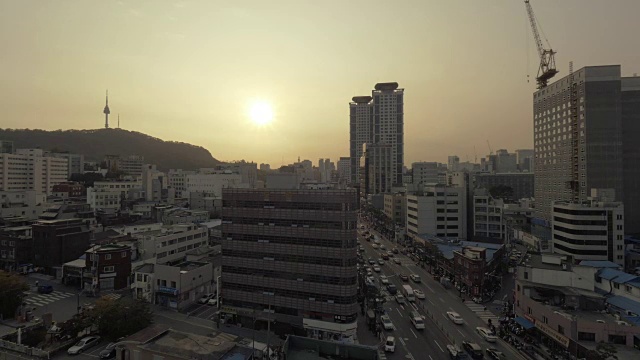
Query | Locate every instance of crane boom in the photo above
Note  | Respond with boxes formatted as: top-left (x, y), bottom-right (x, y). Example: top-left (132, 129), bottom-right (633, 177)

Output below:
top-left (524, 0), bottom-right (558, 89)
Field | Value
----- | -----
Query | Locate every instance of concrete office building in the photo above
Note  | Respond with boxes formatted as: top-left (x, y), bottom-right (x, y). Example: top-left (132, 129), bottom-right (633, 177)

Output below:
top-left (621, 76), bottom-right (640, 235)
top-left (134, 223), bottom-right (208, 264)
top-left (551, 189), bottom-right (625, 267)
top-left (473, 188), bottom-right (504, 240)
top-left (0, 190), bottom-right (47, 220)
top-left (154, 261), bottom-right (213, 310)
top-left (494, 149), bottom-right (518, 173)
top-left (220, 189), bottom-right (358, 341)
top-left (534, 65), bottom-right (626, 223)
top-left (50, 153), bottom-right (84, 178)
top-left (349, 82), bottom-right (404, 187)
top-left (447, 156), bottom-right (460, 171)
top-left (412, 162), bottom-right (439, 188)
top-left (32, 218), bottom-right (91, 274)
top-left (360, 143), bottom-right (392, 196)
top-left (0, 150), bottom-right (68, 195)
top-left (337, 157), bottom-right (351, 185)
top-left (515, 149), bottom-right (534, 172)
top-left (406, 185), bottom-right (467, 239)
top-left (475, 172), bottom-right (534, 201)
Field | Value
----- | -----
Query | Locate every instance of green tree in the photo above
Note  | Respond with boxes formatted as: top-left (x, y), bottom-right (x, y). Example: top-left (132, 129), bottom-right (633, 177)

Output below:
top-left (0, 271), bottom-right (29, 319)
top-left (587, 342), bottom-right (618, 360)
top-left (86, 297), bottom-right (153, 341)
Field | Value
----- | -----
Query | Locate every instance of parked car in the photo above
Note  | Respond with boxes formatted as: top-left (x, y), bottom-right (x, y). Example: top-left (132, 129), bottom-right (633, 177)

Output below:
top-left (384, 336), bottom-right (395, 353)
top-left (99, 343), bottom-right (117, 359)
top-left (476, 327), bottom-right (497, 343)
top-left (207, 298), bottom-right (218, 306)
top-left (198, 293), bottom-right (215, 304)
top-left (380, 245), bottom-right (386, 250)
top-left (37, 285), bottom-right (54, 294)
top-left (387, 251), bottom-right (394, 257)
top-left (414, 289), bottom-right (425, 299)
top-left (68, 336), bottom-right (100, 355)
top-left (447, 311), bottom-right (464, 325)
top-left (462, 341), bottom-right (483, 359)
top-left (409, 274), bottom-right (421, 283)
top-left (380, 315), bottom-right (394, 330)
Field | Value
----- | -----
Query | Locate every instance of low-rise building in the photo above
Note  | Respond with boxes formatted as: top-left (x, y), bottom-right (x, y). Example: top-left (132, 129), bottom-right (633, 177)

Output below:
top-left (152, 206), bottom-right (209, 225)
top-left (52, 182), bottom-right (86, 198)
top-left (32, 218), bottom-right (91, 275)
top-left (154, 261), bottom-right (213, 310)
top-left (84, 243), bottom-right (132, 292)
top-left (132, 263), bottom-right (155, 302)
top-left (0, 225), bottom-right (32, 272)
top-left (0, 190), bottom-right (46, 220)
top-left (515, 254), bottom-right (640, 356)
top-left (135, 223), bottom-right (208, 264)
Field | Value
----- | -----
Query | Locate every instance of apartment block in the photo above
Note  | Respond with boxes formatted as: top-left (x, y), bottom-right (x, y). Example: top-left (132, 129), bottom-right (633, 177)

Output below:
top-left (220, 189), bottom-right (358, 341)
top-left (384, 193), bottom-right (406, 225)
top-left (50, 152), bottom-right (84, 178)
top-left (473, 188), bottom-right (504, 240)
top-left (406, 185), bottom-right (467, 239)
top-left (360, 143), bottom-right (392, 196)
top-left (551, 189), bottom-right (625, 267)
top-left (0, 150), bottom-right (68, 195)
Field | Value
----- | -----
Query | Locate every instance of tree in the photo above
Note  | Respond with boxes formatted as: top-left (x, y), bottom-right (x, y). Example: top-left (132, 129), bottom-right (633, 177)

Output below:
top-left (0, 271), bottom-right (29, 319)
top-left (85, 297), bottom-right (153, 341)
top-left (489, 185), bottom-right (514, 201)
top-left (587, 342), bottom-right (618, 360)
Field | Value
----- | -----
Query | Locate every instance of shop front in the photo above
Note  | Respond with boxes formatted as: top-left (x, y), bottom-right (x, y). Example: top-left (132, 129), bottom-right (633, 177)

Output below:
top-left (156, 286), bottom-right (180, 309)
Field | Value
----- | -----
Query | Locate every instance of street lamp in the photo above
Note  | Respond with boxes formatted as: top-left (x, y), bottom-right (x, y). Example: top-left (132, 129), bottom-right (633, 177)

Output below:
top-left (216, 275), bottom-right (221, 310)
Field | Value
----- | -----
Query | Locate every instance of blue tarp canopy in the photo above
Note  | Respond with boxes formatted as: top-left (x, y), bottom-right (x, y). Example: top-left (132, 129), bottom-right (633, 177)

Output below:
top-left (514, 316), bottom-right (535, 330)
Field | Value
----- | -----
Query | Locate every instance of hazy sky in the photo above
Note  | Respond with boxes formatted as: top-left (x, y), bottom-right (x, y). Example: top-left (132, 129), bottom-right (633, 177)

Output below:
top-left (1, 1), bottom-right (639, 167)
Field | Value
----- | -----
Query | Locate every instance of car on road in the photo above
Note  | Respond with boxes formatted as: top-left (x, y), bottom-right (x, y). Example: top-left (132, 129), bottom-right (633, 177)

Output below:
top-left (380, 245), bottom-right (386, 250)
top-left (384, 336), bottom-right (395, 353)
top-left (380, 275), bottom-right (389, 285)
top-left (447, 311), bottom-right (464, 325)
top-left (414, 289), bottom-right (425, 299)
top-left (381, 254), bottom-right (389, 260)
top-left (380, 315), bottom-right (394, 330)
top-left (387, 284), bottom-right (397, 295)
top-left (198, 293), bottom-right (216, 304)
top-left (409, 311), bottom-right (425, 330)
top-left (373, 266), bottom-right (381, 272)
top-left (409, 274), bottom-right (421, 283)
top-left (476, 327), bottom-right (497, 343)
top-left (485, 348), bottom-right (505, 360)
top-left (207, 298), bottom-right (218, 306)
top-left (68, 336), bottom-right (100, 355)
top-left (395, 294), bottom-right (406, 304)
top-left (368, 259), bottom-right (376, 265)
top-left (387, 251), bottom-right (394, 257)
top-left (37, 285), bottom-right (54, 294)
top-left (377, 259), bottom-right (385, 265)
top-left (462, 341), bottom-right (483, 359)
top-left (393, 258), bottom-right (401, 265)
top-left (99, 343), bottom-right (117, 359)
top-left (372, 244), bottom-right (379, 249)
top-left (392, 248), bottom-right (399, 254)
top-left (399, 274), bottom-right (409, 281)
top-left (447, 344), bottom-right (470, 359)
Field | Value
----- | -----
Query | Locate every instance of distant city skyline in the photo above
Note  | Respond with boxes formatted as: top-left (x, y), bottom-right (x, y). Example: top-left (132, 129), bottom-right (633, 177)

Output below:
top-left (1, 1), bottom-right (639, 167)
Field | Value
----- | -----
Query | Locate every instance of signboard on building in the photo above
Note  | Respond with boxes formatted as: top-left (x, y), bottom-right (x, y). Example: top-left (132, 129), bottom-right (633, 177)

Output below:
top-left (157, 286), bottom-right (179, 296)
top-left (536, 322), bottom-right (570, 348)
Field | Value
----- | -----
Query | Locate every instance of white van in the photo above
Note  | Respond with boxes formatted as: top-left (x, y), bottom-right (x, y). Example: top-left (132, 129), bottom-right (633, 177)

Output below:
top-left (402, 285), bottom-right (415, 302)
top-left (384, 336), bottom-right (395, 352)
top-left (410, 311), bottom-right (425, 330)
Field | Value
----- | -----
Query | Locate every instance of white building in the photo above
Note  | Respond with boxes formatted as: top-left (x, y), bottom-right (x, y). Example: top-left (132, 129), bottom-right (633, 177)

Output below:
top-left (167, 169), bottom-right (195, 198)
top-left (134, 223), bottom-right (208, 264)
top-left (473, 189), bottom-right (504, 240)
top-left (142, 164), bottom-right (166, 202)
top-left (0, 149), bottom-right (69, 195)
top-left (185, 173), bottom-right (244, 196)
top-left (87, 187), bottom-right (122, 213)
top-left (0, 190), bottom-right (46, 219)
top-left (216, 162), bottom-right (258, 187)
top-left (406, 185), bottom-right (467, 239)
top-left (412, 162), bottom-right (440, 188)
top-left (50, 152), bottom-right (84, 178)
top-left (551, 189), bottom-right (625, 267)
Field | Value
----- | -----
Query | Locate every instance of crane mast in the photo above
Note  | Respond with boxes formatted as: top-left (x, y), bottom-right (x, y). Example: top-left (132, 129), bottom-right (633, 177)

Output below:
top-left (525, 0), bottom-right (558, 89)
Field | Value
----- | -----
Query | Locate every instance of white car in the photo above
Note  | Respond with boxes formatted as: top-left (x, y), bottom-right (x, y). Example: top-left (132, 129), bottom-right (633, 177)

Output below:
top-left (372, 244), bottom-right (379, 249)
top-left (414, 289), bottom-right (425, 299)
top-left (380, 245), bottom-right (386, 250)
top-left (476, 327), bottom-right (497, 342)
top-left (379, 275), bottom-right (389, 285)
top-left (373, 266), bottom-right (381, 273)
top-left (68, 336), bottom-right (100, 355)
top-left (393, 258), bottom-right (401, 265)
top-left (384, 336), bottom-right (395, 353)
top-left (207, 298), bottom-right (218, 306)
top-left (198, 293), bottom-right (215, 304)
top-left (447, 311), bottom-right (464, 325)
top-left (409, 274), bottom-right (421, 283)
top-left (395, 294), bottom-right (406, 304)
top-left (380, 315), bottom-right (394, 330)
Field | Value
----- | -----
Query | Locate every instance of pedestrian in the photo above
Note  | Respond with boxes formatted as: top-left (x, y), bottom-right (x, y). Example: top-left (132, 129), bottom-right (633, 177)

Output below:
top-left (35, 280), bottom-right (39, 288)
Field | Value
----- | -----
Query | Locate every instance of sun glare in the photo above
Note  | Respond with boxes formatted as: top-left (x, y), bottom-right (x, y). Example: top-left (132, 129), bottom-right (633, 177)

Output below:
top-left (249, 101), bottom-right (274, 126)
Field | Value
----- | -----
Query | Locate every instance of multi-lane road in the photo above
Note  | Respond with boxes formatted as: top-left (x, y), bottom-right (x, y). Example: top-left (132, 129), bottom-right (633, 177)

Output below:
top-left (360, 223), bottom-right (525, 360)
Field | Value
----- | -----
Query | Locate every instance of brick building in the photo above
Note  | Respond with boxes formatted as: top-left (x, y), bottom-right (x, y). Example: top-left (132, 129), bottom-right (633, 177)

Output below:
top-left (32, 218), bottom-right (91, 274)
top-left (52, 182), bottom-right (86, 198)
top-left (84, 243), bottom-right (132, 291)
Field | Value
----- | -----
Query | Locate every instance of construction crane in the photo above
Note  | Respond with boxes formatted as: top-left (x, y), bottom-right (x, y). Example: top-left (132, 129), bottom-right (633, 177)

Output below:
top-left (525, 0), bottom-right (558, 89)
top-left (486, 140), bottom-right (493, 156)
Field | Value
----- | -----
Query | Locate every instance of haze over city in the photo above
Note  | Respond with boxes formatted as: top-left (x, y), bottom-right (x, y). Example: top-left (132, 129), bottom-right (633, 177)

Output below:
top-left (1, 0), bottom-right (639, 167)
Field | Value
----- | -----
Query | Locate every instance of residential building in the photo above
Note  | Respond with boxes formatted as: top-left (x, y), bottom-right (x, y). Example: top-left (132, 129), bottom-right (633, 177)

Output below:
top-left (93, 180), bottom-right (143, 195)
top-left (132, 263), bottom-right (155, 302)
top-left (360, 143), bottom-right (392, 196)
top-left (189, 191), bottom-right (221, 216)
top-left (406, 185), bottom-right (467, 239)
top-left (142, 164), bottom-right (167, 202)
top-left (154, 261), bottom-right (213, 310)
top-left (220, 188), bottom-right (358, 341)
top-left (0, 150), bottom-right (68, 195)
top-left (152, 206), bottom-right (209, 225)
top-left (473, 188), bottom-right (504, 240)
top-left (337, 157), bottom-right (351, 185)
top-left (84, 243), bottom-right (132, 291)
top-left (119, 155), bottom-right (145, 177)
top-left (349, 82), bottom-right (404, 187)
top-left (50, 152), bottom-right (84, 178)
top-left (87, 187), bottom-right (122, 213)
top-left (475, 172), bottom-right (534, 201)
top-left (185, 173), bottom-right (244, 196)
top-left (259, 163), bottom-right (271, 171)
top-left (134, 223), bottom-right (208, 264)
top-left (167, 169), bottom-right (195, 198)
top-left (551, 189), bottom-right (625, 267)
top-left (383, 193), bottom-right (406, 225)
top-left (0, 190), bottom-right (46, 220)
top-left (216, 161), bottom-right (258, 188)
top-left (515, 254), bottom-right (640, 356)
top-left (38, 203), bottom-right (98, 231)
top-left (32, 218), bottom-right (91, 274)
top-left (621, 76), bottom-right (640, 235)
top-left (534, 65), bottom-right (627, 223)
top-left (412, 162), bottom-right (439, 188)
top-left (51, 182), bottom-right (85, 198)
top-left (0, 225), bottom-right (32, 272)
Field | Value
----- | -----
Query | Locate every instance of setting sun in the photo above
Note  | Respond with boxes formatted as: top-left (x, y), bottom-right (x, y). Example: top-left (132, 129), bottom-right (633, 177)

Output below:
top-left (249, 101), bottom-right (273, 126)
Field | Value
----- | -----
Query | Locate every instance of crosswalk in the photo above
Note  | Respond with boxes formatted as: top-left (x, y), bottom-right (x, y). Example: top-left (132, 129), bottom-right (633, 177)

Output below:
top-left (24, 291), bottom-right (75, 307)
top-left (464, 301), bottom-right (500, 325)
